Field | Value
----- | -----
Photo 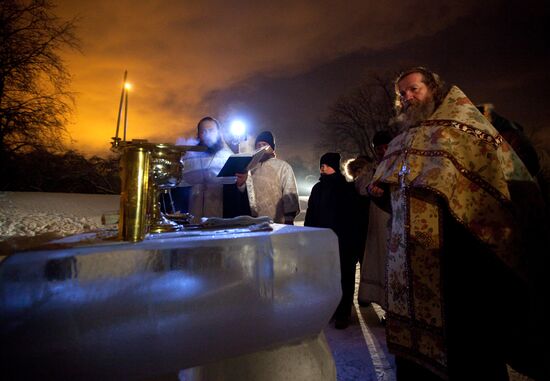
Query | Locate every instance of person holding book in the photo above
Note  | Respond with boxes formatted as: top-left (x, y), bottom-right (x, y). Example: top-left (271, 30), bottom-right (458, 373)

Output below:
top-left (179, 116), bottom-right (234, 222)
top-left (220, 145), bottom-right (267, 218)
top-left (232, 131), bottom-right (300, 224)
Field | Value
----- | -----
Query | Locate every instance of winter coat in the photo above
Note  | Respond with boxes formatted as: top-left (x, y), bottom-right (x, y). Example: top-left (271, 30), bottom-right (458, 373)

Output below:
top-left (305, 173), bottom-right (367, 255)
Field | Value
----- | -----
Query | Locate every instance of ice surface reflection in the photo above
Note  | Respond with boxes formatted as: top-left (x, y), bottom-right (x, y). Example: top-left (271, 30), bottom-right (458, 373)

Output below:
top-left (0, 225), bottom-right (340, 380)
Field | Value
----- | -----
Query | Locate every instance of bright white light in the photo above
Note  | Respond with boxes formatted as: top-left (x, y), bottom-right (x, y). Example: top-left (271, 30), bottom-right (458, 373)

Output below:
top-left (124, 82), bottom-right (132, 90)
top-left (230, 120), bottom-right (246, 137)
top-left (343, 158), bottom-right (355, 180)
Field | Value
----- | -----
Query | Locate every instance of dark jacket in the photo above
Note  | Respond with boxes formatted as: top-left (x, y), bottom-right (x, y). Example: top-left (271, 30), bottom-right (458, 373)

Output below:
top-left (305, 173), bottom-right (367, 255)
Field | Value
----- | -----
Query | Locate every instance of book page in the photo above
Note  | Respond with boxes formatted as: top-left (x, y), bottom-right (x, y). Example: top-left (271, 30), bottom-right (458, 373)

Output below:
top-left (216, 145), bottom-right (268, 177)
top-left (245, 145), bottom-right (269, 172)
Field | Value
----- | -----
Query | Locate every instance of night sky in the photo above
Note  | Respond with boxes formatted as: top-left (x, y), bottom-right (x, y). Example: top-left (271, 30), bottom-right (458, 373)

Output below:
top-left (57, 0), bottom-right (549, 168)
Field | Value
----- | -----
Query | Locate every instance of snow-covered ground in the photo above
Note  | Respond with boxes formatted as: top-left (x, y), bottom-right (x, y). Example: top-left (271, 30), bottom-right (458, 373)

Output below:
top-left (0, 191), bottom-right (119, 237)
top-left (0, 191), bottom-right (119, 255)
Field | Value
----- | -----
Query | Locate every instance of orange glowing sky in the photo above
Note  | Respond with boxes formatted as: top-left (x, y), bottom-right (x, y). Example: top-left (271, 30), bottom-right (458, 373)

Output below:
top-left (55, 0), bottom-right (549, 165)
top-left (56, 1), bottom-right (481, 157)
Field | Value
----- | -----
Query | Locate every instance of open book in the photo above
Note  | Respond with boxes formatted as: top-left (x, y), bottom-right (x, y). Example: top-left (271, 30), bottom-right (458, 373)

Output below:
top-left (217, 145), bottom-right (268, 177)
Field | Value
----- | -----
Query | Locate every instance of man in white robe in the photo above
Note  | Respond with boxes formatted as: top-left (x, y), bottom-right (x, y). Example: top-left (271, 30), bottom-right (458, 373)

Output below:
top-left (235, 131), bottom-right (300, 224)
top-left (179, 117), bottom-right (234, 223)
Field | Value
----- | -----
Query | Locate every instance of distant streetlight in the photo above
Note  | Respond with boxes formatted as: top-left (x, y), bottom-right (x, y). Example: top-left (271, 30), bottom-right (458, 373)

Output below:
top-left (123, 82), bottom-right (130, 140)
top-left (113, 70), bottom-right (132, 145)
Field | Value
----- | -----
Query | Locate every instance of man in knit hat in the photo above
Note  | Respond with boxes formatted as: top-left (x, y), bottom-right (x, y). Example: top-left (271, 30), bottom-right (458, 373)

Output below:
top-left (254, 131), bottom-right (275, 153)
top-left (234, 131), bottom-right (300, 224)
top-left (305, 152), bottom-right (365, 329)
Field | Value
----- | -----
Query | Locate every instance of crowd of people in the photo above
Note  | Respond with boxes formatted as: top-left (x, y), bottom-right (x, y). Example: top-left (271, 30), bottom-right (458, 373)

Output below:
top-left (175, 66), bottom-right (547, 380)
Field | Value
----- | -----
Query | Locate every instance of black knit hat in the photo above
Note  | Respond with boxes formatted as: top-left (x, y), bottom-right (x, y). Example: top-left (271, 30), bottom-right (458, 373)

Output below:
top-left (320, 152), bottom-right (341, 172)
top-left (255, 131), bottom-right (275, 150)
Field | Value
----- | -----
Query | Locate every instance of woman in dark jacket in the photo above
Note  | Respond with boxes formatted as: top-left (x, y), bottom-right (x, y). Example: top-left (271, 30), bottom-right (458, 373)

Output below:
top-left (305, 152), bottom-right (367, 329)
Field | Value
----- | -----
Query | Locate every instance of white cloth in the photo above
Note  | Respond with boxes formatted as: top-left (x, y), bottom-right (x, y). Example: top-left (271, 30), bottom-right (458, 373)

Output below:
top-left (357, 163), bottom-right (388, 308)
top-left (358, 202), bottom-right (390, 308)
top-left (180, 146), bottom-right (234, 222)
top-left (245, 158), bottom-right (300, 223)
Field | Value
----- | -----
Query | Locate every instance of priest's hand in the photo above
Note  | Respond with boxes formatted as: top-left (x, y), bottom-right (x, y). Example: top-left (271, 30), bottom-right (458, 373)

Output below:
top-left (235, 172), bottom-right (248, 187)
top-left (367, 183), bottom-right (384, 197)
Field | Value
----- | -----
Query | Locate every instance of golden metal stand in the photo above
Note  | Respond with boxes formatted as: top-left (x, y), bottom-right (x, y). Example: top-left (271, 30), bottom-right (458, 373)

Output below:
top-left (113, 139), bottom-right (204, 241)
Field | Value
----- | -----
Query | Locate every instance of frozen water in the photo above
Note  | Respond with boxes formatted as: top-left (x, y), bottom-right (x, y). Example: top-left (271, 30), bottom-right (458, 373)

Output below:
top-left (0, 224), bottom-right (341, 380)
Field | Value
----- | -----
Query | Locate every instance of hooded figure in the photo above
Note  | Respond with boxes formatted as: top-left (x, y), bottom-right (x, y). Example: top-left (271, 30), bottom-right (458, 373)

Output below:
top-left (305, 152), bottom-right (366, 329)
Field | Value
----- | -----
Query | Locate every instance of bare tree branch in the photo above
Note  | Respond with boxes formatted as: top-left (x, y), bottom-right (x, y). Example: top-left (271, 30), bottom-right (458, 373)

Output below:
top-left (0, 0), bottom-right (80, 157)
top-left (319, 72), bottom-right (397, 159)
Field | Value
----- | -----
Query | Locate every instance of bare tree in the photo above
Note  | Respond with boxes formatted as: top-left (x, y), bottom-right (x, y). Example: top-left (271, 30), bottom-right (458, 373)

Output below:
top-left (0, 0), bottom-right (80, 157)
top-left (1, 148), bottom-right (120, 193)
top-left (319, 72), bottom-right (396, 160)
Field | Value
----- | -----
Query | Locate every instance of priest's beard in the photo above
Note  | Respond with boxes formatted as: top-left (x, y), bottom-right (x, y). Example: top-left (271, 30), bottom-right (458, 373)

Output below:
top-left (391, 96), bottom-right (436, 133)
top-left (199, 137), bottom-right (224, 154)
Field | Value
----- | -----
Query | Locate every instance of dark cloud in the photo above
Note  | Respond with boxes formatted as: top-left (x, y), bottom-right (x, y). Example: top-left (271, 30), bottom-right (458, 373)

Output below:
top-left (201, 0), bottom-right (550, 163)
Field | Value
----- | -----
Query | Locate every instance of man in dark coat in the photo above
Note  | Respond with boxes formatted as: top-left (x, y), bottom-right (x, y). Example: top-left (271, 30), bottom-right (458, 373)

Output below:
top-left (305, 152), bottom-right (367, 329)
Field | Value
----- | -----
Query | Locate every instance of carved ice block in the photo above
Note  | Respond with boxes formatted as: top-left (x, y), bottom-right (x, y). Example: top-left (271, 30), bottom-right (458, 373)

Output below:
top-left (0, 225), bottom-right (340, 380)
